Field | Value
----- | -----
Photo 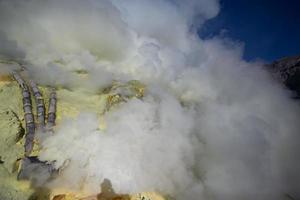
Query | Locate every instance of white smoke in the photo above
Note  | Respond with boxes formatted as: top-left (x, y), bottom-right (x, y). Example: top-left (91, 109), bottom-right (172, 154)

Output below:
top-left (39, 94), bottom-right (197, 195)
top-left (0, 0), bottom-right (299, 199)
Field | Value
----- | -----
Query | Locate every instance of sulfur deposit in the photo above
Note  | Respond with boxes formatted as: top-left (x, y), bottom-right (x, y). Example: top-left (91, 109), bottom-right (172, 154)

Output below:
top-left (0, 74), bottom-right (164, 200)
top-left (1, 1), bottom-right (300, 200)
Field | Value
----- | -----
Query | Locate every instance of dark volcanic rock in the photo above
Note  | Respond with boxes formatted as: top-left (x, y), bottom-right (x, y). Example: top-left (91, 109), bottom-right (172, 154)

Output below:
top-left (267, 55), bottom-right (300, 98)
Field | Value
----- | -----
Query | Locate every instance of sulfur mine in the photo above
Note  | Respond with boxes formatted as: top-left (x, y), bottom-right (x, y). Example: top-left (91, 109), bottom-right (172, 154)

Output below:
top-left (1, 63), bottom-right (162, 200)
top-left (1, 0), bottom-right (300, 200)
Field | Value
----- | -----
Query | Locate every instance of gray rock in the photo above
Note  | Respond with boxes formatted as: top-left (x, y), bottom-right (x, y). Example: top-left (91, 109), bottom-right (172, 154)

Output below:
top-left (267, 55), bottom-right (300, 98)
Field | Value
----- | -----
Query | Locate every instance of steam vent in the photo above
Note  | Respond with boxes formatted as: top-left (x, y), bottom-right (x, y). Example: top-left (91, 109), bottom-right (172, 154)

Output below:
top-left (0, 64), bottom-right (158, 199)
top-left (0, 64), bottom-right (165, 199)
top-left (1, 0), bottom-right (300, 200)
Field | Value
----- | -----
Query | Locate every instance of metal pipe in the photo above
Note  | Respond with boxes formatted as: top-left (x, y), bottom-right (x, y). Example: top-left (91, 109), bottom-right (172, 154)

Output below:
top-left (29, 80), bottom-right (45, 130)
top-left (12, 72), bottom-right (35, 156)
top-left (12, 72), bottom-right (26, 90)
top-left (47, 89), bottom-right (57, 128)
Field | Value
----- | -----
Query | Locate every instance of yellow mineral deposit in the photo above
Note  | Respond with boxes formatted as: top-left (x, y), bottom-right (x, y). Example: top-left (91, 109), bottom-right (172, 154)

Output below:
top-left (104, 80), bottom-right (145, 111)
top-left (50, 179), bottom-right (164, 200)
top-left (0, 74), bottom-right (164, 200)
top-left (0, 75), bottom-right (12, 82)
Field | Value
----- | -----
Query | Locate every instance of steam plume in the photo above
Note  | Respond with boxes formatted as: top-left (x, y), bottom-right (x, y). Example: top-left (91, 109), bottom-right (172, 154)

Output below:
top-left (0, 0), bottom-right (299, 199)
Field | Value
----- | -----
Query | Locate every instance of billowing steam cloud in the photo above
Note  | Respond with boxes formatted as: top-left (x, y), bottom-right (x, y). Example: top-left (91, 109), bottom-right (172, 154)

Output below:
top-left (0, 0), bottom-right (300, 199)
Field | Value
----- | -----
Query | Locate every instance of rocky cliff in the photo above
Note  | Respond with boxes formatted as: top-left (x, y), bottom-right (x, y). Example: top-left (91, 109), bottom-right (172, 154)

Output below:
top-left (266, 55), bottom-right (300, 98)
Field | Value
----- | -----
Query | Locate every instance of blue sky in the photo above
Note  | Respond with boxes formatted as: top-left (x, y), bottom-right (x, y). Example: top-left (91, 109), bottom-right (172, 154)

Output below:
top-left (198, 0), bottom-right (300, 62)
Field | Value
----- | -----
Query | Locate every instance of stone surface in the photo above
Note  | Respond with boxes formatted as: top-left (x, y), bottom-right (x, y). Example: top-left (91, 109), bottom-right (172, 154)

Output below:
top-left (0, 109), bottom-right (24, 173)
top-left (267, 55), bottom-right (300, 98)
top-left (0, 81), bottom-right (36, 200)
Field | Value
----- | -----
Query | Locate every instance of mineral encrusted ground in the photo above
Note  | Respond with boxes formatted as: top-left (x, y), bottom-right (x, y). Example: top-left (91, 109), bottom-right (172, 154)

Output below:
top-left (0, 77), bottom-right (164, 200)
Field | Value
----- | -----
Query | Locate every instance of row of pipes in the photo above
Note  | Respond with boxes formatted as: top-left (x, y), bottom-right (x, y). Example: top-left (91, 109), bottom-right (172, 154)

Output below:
top-left (12, 71), bottom-right (57, 156)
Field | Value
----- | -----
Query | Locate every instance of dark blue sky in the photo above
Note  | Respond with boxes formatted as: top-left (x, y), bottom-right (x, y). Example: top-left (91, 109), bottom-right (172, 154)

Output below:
top-left (198, 0), bottom-right (300, 62)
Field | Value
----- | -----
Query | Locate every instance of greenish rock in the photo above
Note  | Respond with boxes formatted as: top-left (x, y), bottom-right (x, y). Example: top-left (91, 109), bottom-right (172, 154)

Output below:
top-left (0, 165), bottom-right (34, 200)
top-left (0, 81), bottom-right (34, 200)
top-left (0, 109), bottom-right (24, 173)
top-left (0, 82), bottom-right (23, 118)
